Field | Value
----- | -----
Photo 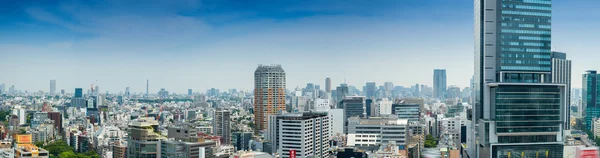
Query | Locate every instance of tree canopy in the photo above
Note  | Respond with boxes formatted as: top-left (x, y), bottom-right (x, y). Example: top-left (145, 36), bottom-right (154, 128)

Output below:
top-left (41, 140), bottom-right (100, 158)
top-left (424, 134), bottom-right (438, 148)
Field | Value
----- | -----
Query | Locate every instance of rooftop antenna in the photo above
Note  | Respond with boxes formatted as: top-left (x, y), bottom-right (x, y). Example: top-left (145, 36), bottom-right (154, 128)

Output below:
top-left (344, 72), bottom-right (347, 84)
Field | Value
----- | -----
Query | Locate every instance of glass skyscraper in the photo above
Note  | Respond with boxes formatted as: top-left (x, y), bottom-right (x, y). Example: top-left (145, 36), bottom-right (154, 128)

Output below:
top-left (433, 69), bottom-right (447, 99)
top-left (583, 70), bottom-right (600, 130)
top-left (471, 0), bottom-right (565, 157)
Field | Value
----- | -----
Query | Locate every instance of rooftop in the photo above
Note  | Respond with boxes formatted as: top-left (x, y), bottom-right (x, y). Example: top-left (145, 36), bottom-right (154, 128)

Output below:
top-left (349, 117), bottom-right (408, 125)
top-left (277, 112), bottom-right (328, 120)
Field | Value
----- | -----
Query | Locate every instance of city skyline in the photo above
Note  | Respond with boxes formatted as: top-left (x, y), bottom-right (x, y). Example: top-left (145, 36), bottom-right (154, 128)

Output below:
top-left (1, 0), bottom-right (599, 93)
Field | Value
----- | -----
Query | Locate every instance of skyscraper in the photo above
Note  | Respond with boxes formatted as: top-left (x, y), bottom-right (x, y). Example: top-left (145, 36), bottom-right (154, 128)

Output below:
top-left (325, 78), bottom-right (331, 93)
top-left (125, 87), bottom-right (130, 97)
top-left (213, 108), bottom-right (231, 145)
top-left (335, 84), bottom-right (349, 103)
top-left (364, 82), bottom-right (376, 99)
top-left (50, 80), bottom-right (56, 95)
top-left (433, 69), bottom-right (446, 99)
top-left (341, 96), bottom-right (366, 133)
top-left (188, 89), bottom-right (193, 96)
top-left (471, 0), bottom-right (564, 157)
top-left (384, 82), bottom-right (394, 98)
top-left (551, 51), bottom-right (571, 130)
top-left (254, 65), bottom-right (286, 131)
top-left (75, 88), bottom-right (83, 98)
top-left (583, 70), bottom-right (600, 130)
top-left (146, 79), bottom-right (149, 97)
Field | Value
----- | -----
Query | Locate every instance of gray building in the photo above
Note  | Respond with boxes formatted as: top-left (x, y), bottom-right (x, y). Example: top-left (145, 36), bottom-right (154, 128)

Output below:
top-left (213, 108), bottom-right (231, 145)
top-left (341, 96), bottom-right (366, 133)
top-left (167, 125), bottom-right (198, 141)
top-left (325, 78), bottom-right (332, 93)
top-left (232, 132), bottom-right (252, 151)
top-left (391, 102), bottom-right (420, 123)
top-left (364, 82), bottom-right (377, 99)
top-left (470, 0), bottom-right (565, 157)
top-left (347, 116), bottom-right (409, 151)
top-left (50, 80), bottom-right (56, 95)
top-left (433, 69), bottom-right (447, 99)
top-left (266, 112), bottom-right (331, 158)
top-left (127, 118), bottom-right (165, 158)
top-left (335, 84), bottom-right (349, 103)
top-left (551, 51), bottom-right (571, 130)
top-left (160, 140), bottom-right (217, 158)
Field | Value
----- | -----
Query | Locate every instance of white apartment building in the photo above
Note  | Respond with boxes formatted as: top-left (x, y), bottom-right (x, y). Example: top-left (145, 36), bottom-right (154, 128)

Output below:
top-left (378, 99), bottom-right (393, 115)
top-left (593, 118), bottom-right (600, 139)
top-left (267, 112), bottom-right (331, 158)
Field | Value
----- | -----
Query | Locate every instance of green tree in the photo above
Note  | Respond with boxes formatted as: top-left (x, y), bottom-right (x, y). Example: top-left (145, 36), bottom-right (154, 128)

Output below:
top-left (34, 141), bottom-right (44, 148)
top-left (26, 114), bottom-right (32, 124)
top-left (58, 151), bottom-right (76, 158)
top-left (424, 134), bottom-right (438, 148)
top-left (0, 110), bottom-right (11, 121)
top-left (44, 140), bottom-right (74, 157)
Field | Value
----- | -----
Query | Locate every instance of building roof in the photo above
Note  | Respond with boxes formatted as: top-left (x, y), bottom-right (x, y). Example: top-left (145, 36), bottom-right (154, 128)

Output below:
top-left (349, 117), bottom-right (408, 125)
top-left (277, 112), bottom-right (328, 120)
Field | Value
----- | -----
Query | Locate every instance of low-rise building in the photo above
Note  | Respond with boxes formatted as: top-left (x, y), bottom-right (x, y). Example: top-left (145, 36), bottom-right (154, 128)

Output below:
top-left (347, 116), bottom-right (409, 151)
top-left (160, 139), bottom-right (217, 158)
top-left (14, 134), bottom-right (50, 158)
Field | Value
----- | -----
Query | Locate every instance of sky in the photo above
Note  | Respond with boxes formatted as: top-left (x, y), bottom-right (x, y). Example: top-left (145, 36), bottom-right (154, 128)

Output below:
top-left (0, 0), bottom-right (599, 94)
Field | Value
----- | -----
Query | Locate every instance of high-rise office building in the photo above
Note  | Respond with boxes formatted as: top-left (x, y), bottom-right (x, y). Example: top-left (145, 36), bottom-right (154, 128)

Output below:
top-left (551, 51), bottom-right (571, 130)
top-left (364, 82), bottom-right (376, 99)
top-left (72, 88), bottom-right (86, 108)
top-left (471, 0), bottom-right (564, 157)
top-left (188, 89), bottom-right (193, 96)
top-left (335, 84), bottom-right (349, 103)
top-left (267, 112), bottom-right (331, 158)
top-left (213, 108), bottom-right (231, 144)
top-left (0, 83), bottom-right (4, 94)
top-left (146, 79), bottom-right (149, 97)
top-left (341, 96), bottom-right (366, 133)
top-left (383, 82), bottom-right (394, 98)
top-left (254, 65), bottom-right (286, 131)
top-left (583, 70), bottom-right (600, 130)
top-left (50, 80), bottom-right (56, 95)
top-left (125, 87), bottom-right (130, 97)
top-left (75, 88), bottom-right (83, 98)
top-left (433, 69), bottom-right (447, 99)
top-left (127, 117), bottom-right (165, 158)
top-left (391, 102), bottom-right (420, 123)
top-left (325, 78), bottom-right (331, 93)
top-left (232, 132), bottom-right (252, 151)
top-left (412, 84), bottom-right (420, 97)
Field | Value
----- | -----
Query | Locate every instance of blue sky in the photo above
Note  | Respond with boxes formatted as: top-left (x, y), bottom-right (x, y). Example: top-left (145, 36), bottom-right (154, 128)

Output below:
top-left (0, 0), bottom-right (599, 94)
